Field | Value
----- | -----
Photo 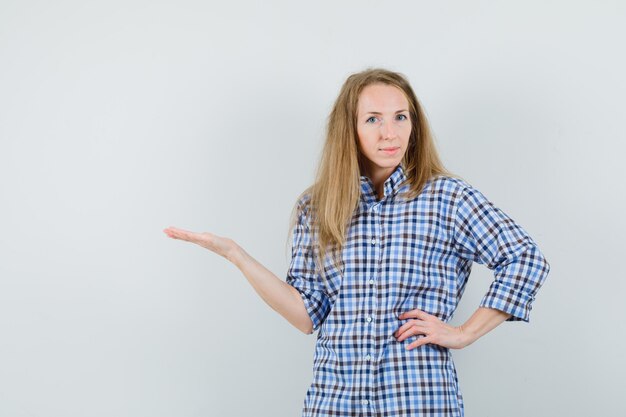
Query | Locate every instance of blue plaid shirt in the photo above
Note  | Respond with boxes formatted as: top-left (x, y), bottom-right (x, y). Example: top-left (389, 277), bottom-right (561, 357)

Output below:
top-left (286, 163), bottom-right (550, 417)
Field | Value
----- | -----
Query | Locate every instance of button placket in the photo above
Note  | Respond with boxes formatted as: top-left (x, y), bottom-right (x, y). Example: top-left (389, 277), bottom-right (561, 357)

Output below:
top-left (364, 202), bottom-right (382, 414)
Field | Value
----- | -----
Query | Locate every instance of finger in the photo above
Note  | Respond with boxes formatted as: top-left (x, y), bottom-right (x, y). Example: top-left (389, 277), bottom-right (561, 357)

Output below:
top-left (398, 308), bottom-right (431, 321)
top-left (163, 227), bottom-right (179, 238)
top-left (406, 335), bottom-right (432, 350)
top-left (395, 323), bottom-right (428, 341)
top-left (395, 316), bottom-right (432, 335)
top-left (396, 326), bottom-right (427, 342)
top-left (393, 321), bottom-right (416, 338)
top-left (164, 227), bottom-right (199, 242)
top-left (164, 227), bottom-right (186, 240)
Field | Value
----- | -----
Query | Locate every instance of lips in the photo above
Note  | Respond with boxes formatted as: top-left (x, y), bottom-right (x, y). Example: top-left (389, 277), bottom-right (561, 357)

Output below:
top-left (381, 147), bottom-right (400, 151)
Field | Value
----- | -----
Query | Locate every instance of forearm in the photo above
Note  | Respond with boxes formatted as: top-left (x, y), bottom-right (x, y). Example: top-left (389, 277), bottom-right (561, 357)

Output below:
top-left (228, 244), bottom-right (313, 334)
top-left (459, 307), bottom-right (511, 347)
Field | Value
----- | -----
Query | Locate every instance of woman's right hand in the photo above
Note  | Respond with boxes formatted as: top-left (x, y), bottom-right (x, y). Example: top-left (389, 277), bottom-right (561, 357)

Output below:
top-left (164, 227), bottom-right (312, 334)
top-left (163, 226), bottom-right (239, 263)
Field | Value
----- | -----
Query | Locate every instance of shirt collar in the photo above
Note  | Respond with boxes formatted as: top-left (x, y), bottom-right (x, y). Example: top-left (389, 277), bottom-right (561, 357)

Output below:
top-left (359, 163), bottom-right (408, 203)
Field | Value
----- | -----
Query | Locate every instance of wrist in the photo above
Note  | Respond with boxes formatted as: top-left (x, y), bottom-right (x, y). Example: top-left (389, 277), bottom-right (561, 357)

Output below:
top-left (457, 324), bottom-right (477, 348)
top-left (227, 242), bottom-right (247, 267)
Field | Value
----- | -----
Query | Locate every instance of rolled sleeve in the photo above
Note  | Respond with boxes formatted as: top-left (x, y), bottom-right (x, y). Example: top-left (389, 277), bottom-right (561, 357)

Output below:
top-left (452, 185), bottom-right (550, 322)
top-left (286, 202), bottom-right (331, 332)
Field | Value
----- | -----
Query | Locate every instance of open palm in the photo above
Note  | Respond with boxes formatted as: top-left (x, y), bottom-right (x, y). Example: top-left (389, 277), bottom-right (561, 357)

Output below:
top-left (163, 226), bottom-right (236, 261)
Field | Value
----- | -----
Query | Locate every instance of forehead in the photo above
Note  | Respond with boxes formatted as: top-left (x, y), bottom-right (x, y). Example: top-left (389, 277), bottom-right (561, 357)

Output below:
top-left (357, 83), bottom-right (408, 113)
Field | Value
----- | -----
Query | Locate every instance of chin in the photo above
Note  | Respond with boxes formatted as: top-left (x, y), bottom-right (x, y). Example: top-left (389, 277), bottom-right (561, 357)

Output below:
top-left (379, 158), bottom-right (402, 167)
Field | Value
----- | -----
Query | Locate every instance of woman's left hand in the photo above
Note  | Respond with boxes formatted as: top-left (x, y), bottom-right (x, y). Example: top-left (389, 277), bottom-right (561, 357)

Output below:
top-left (394, 309), bottom-right (472, 350)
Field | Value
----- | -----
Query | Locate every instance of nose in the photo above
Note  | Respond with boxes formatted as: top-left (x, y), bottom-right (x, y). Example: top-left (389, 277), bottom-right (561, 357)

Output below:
top-left (379, 118), bottom-right (397, 139)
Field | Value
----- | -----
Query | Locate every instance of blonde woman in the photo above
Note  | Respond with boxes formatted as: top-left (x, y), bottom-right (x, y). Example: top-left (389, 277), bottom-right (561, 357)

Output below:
top-left (163, 68), bottom-right (550, 417)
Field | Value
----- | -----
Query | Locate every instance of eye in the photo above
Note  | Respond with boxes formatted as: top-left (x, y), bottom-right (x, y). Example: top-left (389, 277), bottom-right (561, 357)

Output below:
top-left (366, 116), bottom-right (378, 124)
top-left (396, 114), bottom-right (408, 121)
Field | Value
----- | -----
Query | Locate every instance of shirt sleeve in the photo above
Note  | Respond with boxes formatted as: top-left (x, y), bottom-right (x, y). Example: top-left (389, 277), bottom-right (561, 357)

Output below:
top-left (286, 203), bottom-right (331, 333)
top-left (452, 184), bottom-right (550, 322)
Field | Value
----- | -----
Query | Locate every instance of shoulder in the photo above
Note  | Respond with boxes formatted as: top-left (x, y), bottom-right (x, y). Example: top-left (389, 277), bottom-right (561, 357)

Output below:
top-left (293, 189), bottom-right (315, 229)
top-left (419, 175), bottom-right (496, 214)
top-left (295, 190), bottom-right (313, 214)
top-left (424, 174), bottom-right (475, 199)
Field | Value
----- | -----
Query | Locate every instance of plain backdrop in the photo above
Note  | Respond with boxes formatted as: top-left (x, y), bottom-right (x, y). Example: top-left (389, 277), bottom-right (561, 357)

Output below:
top-left (1, 1), bottom-right (624, 416)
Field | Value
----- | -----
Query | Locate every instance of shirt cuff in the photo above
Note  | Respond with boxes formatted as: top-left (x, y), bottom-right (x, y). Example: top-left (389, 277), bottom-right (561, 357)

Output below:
top-left (478, 280), bottom-right (535, 322)
top-left (288, 282), bottom-right (329, 333)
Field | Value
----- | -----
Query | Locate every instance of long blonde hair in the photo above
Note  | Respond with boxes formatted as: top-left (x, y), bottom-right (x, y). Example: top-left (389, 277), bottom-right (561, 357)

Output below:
top-left (287, 67), bottom-right (461, 283)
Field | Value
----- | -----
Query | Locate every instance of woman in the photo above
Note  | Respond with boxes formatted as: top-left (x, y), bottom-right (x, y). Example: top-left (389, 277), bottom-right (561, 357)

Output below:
top-left (163, 68), bottom-right (550, 417)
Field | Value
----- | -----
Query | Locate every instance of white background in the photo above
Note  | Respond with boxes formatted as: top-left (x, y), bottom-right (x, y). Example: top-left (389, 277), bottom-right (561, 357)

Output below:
top-left (1, 1), bottom-right (624, 416)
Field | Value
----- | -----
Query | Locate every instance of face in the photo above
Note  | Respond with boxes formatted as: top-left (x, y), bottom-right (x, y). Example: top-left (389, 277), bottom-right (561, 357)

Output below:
top-left (356, 83), bottom-right (411, 180)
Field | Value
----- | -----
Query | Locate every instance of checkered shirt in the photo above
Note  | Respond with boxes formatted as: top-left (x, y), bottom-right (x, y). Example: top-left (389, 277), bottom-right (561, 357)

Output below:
top-left (286, 163), bottom-right (550, 417)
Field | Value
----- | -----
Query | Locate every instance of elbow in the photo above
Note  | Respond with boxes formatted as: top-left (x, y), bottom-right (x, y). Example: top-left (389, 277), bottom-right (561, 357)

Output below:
top-left (297, 315), bottom-right (315, 335)
top-left (287, 285), bottom-right (317, 335)
top-left (535, 244), bottom-right (550, 273)
top-left (301, 320), bottom-right (314, 335)
top-left (294, 323), bottom-right (313, 335)
top-left (287, 306), bottom-right (314, 335)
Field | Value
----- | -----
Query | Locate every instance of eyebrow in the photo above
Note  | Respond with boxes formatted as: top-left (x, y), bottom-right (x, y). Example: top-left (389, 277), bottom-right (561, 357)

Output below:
top-left (364, 109), bottom-right (409, 115)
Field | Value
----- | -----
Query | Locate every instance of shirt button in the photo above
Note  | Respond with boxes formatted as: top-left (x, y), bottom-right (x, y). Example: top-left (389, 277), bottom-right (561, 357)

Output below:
top-left (362, 399), bottom-right (369, 405)
top-left (371, 237), bottom-right (377, 245)
top-left (365, 354), bottom-right (371, 361)
top-left (369, 279), bottom-right (374, 285)
top-left (366, 316), bottom-right (372, 322)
